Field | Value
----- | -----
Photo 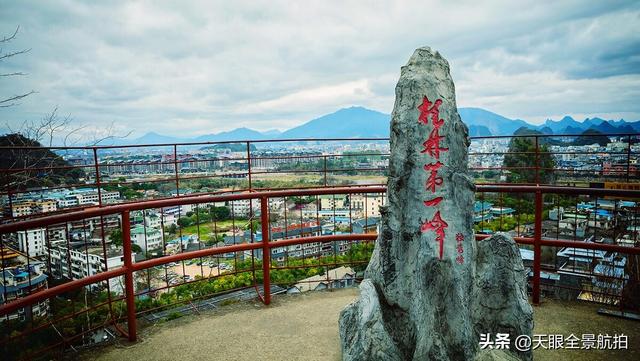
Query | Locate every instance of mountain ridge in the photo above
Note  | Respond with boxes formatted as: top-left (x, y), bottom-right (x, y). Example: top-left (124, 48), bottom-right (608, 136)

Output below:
top-left (89, 106), bottom-right (640, 145)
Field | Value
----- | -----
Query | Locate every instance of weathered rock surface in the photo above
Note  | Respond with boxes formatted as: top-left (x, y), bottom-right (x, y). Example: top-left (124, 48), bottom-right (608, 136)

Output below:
top-left (473, 349), bottom-right (522, 361)
top-left (339, 47), bottom-right (533, 361)
top-left (473, 233), bottom-right (533, 361)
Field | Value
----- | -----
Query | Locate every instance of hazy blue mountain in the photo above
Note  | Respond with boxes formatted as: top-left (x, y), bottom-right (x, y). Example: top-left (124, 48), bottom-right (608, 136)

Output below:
top-left (539, 126), bottom-right (554, 135)
top-left (279, 106), bottom-right (390, 139)
top-left (133, 132), bottom-right (185, 144)
top-left (583, 117), bottom-right (607, 127)
top-left (562, 125), bottom-right (584, 135)
top-left (262, 129), bottom-right (282, 137)
top-left (541, 116), bottom-right (583, 134)
top-left (590, 122), bottom-right (635, 134)
top-left (457, 108), bottom-right (529, 136)
top-left (96, 132), bottom-right (186, 145)
top-left (60, 106), bottom-right (640, 146)
top-left (467, 125), bottom-right (492, 136)
top-left (194, 127), bottom-right (266, 142)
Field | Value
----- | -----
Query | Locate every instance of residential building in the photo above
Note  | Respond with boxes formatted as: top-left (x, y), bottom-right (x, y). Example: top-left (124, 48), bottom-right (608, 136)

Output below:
top-left (130, 225), bottom-right (163, 253)
top-left (0, 259), bottom-right (49, 323)
top-left (10, 199), bottom-right (58, 218)
top-left (16, 228), bottom-right (47, 257)
top-left (286, 266), bottom-right (356, 293)
top-left (319, 194), bottom-right (347, 210)
top-left (349, 194), bottom-right (385, 218)
top-left (473, 201), bottom-right (493, 223)
top-left (46, 243), bottom-right (133, 294)
top-left (76, 190), bottom-right (120, 205)
top-left (228, 199), bottom-right (259, 218)
top-left (490, 206), bottom-right (516, 217)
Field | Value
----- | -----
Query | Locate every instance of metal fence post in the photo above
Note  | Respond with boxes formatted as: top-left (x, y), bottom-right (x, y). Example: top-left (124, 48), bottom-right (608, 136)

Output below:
top-left (260, 197), bottom-right (271, 305)
top-left (533, 190), bottom-right (542, 305)
top-left (93, 148), bottom-right (102, 207)
top-left (173, 144), bottom-right (180, 196)
top-left (323, 155), bottom-right (328, 186)
top-left (534, 136), bottom-right (540, 185)
top-left (247, 141), bottom-right (253, 190)
top-left (626, 135), bottom-right (632, 183)
top-left (121, 210), bottom-right (137, 341)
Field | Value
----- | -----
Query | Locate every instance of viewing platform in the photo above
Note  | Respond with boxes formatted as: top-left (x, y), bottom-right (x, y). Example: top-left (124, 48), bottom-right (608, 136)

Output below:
top-left (1, 135), bottom-right (638, 359)
top-left (84, 288), bottom-right (639, 361)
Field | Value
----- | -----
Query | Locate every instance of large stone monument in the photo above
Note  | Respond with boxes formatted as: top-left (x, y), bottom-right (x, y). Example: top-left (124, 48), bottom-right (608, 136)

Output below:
top-left (339, 47), bottom-right (533, 361)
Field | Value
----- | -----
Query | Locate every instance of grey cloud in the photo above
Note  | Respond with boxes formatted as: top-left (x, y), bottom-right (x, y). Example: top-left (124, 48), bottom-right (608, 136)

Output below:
top-left (1, 0), bottom-right (639, 138)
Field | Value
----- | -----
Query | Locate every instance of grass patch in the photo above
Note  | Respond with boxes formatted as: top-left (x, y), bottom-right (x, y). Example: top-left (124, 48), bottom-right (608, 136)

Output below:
top-left (170, 220), bottom-right (250, 241)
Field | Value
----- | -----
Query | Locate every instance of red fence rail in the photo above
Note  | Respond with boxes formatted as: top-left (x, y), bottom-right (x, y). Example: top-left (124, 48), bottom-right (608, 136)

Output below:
top-left (1, 184), bottom-right (638, 314)
top-left (0, 134), bottom-right (639, 359)
top-left (1, 133), bottom-right (638, 221)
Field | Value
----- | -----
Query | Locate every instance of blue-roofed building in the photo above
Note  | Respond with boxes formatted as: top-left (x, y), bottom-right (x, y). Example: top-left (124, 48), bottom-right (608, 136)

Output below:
top-left (490, 207), bottom-right (516, 217)
top-left (473, 201), bottom-right (494, 223)
top-left (352, 217), bottom-right (380, 234)
top-left (577, 202), bottom-right (595, 211)
top-left (519, 248), bottom-right (534, 268)
top-left (474, 214), bottom-right (493, 223)
top-left (619, 200), bottom-right (636, 208)
top-left (474, 201), bottom-right (493, 214)
top-left (592, 254), bottom-right (628, 292)
top-left (0, 262), bottom-right (49, 323)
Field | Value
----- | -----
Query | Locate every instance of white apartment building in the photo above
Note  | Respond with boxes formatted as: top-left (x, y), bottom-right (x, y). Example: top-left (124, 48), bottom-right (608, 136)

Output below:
top-left (55, 190), bottom-right (120, 208)
top-left (76, 191), bottom-right (120, 205)
top-left (130, 226), bottom-right (163, 252)
top-left (11, 199), bottom-right (57, 217)
top-left (1, 262), bottom-right (49, 323)
top-left (46, 244), bottom-right (133, 294)
top-left (228, 199), bottom-right (260, 218)
top-left (349, 194), bottom-right (385, 218)
top-left (319, 195), bottom-right (347, 210)
top-left (16, 228), bottom-right (47, 257)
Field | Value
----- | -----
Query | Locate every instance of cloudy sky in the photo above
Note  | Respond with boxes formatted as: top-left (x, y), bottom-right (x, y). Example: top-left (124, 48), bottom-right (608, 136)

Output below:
top-left (1, 0), bottom-right (639, 140)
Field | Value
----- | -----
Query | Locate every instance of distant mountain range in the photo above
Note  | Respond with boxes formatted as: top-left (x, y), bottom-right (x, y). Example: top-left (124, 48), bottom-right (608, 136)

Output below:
top-left (94, 106), bottom-right (639, 145)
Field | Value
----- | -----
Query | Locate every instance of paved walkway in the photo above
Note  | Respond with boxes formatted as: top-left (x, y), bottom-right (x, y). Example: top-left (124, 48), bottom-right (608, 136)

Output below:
top-left (86, 288), bottom-right (639, 361)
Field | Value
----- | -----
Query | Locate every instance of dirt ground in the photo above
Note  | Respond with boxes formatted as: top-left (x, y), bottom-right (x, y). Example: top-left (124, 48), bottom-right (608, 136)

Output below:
top-left (86, 288), bottom-right (639, 361)
top-left (532, 297), bottom-right (639, 361)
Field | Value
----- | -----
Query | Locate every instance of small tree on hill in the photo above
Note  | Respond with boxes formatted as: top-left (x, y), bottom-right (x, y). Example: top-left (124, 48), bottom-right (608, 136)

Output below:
top-left (504, 127), bottom-right (556, 184)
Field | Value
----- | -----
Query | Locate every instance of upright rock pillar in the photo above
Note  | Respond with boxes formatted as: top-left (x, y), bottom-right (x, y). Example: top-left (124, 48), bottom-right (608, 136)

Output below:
top-left (339, 47), bottom-right (532, 361)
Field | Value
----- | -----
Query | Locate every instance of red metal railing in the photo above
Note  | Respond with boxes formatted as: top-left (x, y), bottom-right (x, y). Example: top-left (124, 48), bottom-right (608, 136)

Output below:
top-left (1, 133), bottom-right (637, 221)
top-left (0, 186), bottom-right (384, 358)
top-left (2, 185), bottom-right (638, 318)
top-left (0, 134), bottom-right (638, 359)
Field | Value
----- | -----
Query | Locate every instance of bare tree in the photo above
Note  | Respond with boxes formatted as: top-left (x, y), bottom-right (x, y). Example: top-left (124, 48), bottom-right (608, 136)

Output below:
top-left (0, 25), bottom-right (134, 205)
top-left (1, 26), bottom-right (35, 108)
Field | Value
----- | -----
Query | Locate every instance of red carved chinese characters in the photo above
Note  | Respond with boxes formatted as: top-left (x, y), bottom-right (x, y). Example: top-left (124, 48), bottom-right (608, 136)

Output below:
top-left (417, 96), bottom-right (442, 126)
top-left (420, 211), bottom-right (449, 259)
top-left (455, 232), bottom-right (464, 264)
top-left (423, 197), bottom-right (443, 207)
top-left (418, 95), bottom-right (450, 260)
top-left (422, 127), bottom-right (448, 159)
top-left (423, 161), bottom-right (444, 193)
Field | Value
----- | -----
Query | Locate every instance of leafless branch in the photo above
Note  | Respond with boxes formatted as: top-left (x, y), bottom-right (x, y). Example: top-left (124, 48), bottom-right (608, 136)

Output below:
top-left (87, 121), bottom-right (133, 146)
top-left (0, 48), bottom-right (31, 61)
top-left (0, 71), bottom-right (26, 77)
top-left (1, 25), bottom-right (33, 108)
top-left (0, 26), bottom-right (19, 43)
top-left (0, 90), bottom-right (36, 107)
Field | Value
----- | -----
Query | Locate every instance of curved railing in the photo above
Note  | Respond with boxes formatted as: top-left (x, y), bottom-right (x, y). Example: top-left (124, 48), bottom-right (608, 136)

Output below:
top-left (0, 185), bottom-right (385, 359)
top-left (0, 134), bottom-right (639, 359)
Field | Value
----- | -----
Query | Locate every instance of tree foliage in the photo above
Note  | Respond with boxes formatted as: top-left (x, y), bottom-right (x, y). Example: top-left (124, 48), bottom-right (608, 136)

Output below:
top-left (504, 127), bottom-right (556, 184)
